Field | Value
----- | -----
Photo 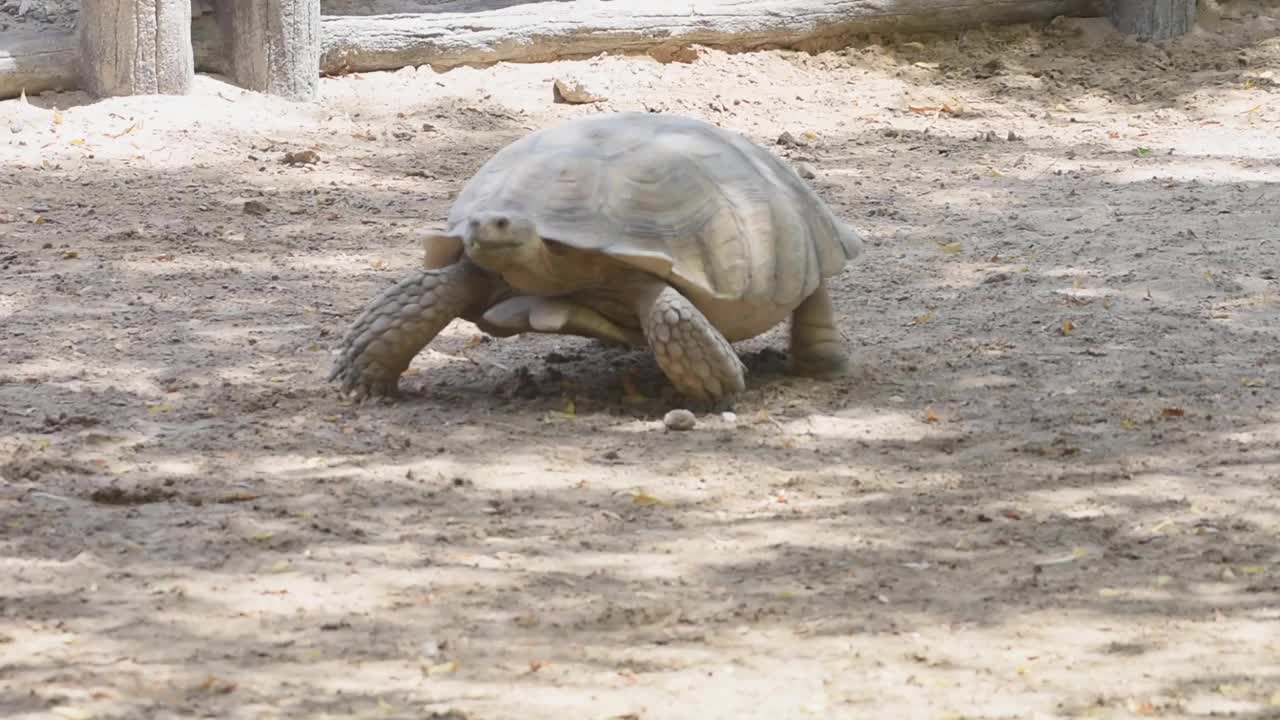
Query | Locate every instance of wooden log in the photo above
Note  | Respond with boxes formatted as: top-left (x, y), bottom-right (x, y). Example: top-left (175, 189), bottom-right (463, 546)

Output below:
top-left (78, 0), bottom-right (195, 97)
top-left (317, 0), bottom-right (1105, 74)
top-left (0, 29), bottom-right (78, 98)
top-left (215, 0), bottom-right (322, 99)
top-left (1, 0), bottom-right (1105, 100)
top-left (1104, 0), bottom-right (1195, 40)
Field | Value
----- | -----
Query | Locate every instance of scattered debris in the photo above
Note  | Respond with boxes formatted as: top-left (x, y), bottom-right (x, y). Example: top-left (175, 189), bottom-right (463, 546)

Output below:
top-left (777, 131), bottom-right (807, 147)
top-left (552, 78), bottom-right (606, 104)
top-left (282, 149), bottom-right (320, 165)
top-left (88, 485), bottom-right (175, 505)
top-left (647, 44), bottom-right (699, 64)
top-left (243, 200), bottom-right (269, 216)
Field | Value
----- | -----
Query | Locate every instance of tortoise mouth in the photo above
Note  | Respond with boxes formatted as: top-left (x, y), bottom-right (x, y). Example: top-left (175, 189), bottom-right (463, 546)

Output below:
top-left (467, 237), bottom-right (523, 251)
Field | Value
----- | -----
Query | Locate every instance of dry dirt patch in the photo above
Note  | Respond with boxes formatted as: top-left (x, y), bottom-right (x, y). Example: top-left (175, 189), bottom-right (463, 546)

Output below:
top-left (2, 6), bottom-right (1279, 719)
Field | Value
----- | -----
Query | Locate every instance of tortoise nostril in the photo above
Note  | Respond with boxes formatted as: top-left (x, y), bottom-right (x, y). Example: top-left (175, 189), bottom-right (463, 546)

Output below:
top-left (494, 217), bottom-right (510, 231)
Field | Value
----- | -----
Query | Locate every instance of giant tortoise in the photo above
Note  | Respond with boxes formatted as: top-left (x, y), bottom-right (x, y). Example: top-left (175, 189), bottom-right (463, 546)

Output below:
top-left (328, 112), bottom-right (864, 404)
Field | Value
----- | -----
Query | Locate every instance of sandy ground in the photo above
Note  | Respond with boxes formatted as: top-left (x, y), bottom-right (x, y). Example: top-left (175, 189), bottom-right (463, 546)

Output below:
top-left (2, 4), bottom-right (1280, 719)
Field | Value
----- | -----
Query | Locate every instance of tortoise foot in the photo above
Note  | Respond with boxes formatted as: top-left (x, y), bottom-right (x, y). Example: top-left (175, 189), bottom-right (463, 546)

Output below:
top-left (642, 286), bottom-right (747, 404)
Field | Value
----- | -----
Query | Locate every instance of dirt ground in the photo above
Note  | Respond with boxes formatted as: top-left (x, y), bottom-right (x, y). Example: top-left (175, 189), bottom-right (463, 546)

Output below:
top-left (2, 3), bottom-right (1280, 719)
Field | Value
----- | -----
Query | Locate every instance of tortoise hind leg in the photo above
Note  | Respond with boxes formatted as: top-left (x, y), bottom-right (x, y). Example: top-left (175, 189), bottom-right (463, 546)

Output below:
top-left (635, 283), bottom-right (746, 404)
top-left (787, 279), bottom-right (849, 378)
top-left (329, 260), bottom-right (496, 400)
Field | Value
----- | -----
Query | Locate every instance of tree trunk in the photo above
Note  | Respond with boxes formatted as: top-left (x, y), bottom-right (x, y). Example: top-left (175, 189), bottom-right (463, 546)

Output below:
top-left (217, 0), bottom-right (321, 100)
top-left (78, 0), bottom-right (195, 97)
top-left (1105, 0), bottom-right (1195, 40)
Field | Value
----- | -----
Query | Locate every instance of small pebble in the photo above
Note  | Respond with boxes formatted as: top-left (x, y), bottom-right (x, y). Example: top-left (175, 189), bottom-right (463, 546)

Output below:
top-left (663, 409), bottom-right (697, 431)
top-left (796, 163), bottom-right (817, 179)
top-left (720, 411), bottom-right (738, 425)
top-left (777, 131), bottom-right (806, 147)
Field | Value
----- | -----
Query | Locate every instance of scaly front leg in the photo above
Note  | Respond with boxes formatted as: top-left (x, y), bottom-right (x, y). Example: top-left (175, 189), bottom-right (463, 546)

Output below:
top-left (635, 282), bottom-right (747, 405)
top-left (329, 260), bottom-right (496, 400)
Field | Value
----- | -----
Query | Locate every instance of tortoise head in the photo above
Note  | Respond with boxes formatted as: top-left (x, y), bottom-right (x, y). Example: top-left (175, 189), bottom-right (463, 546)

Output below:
top-left (462, 211), bottom-right (543, 272)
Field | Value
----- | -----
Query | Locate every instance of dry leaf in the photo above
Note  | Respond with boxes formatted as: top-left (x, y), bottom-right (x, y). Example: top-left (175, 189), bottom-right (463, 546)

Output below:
top-left (1060, 320), bottom-right (1074, 336)
top-left (53, 110), bottom-right (64, 125)
top-left (1160, 407), bottom-right (1185, 417)
top-left (1120, 419), bottom-right (1137, 429)
top-left (52, 707), bottom-right (92, 720)
top-left (940, 242), bottom-right (963, 254)
top-left (108, 122), bottom-right (140, 138)
top-left (425, 661), bottom-right (459, 676)
top-left (1241, 377), bottom-right (1267, 387)
top-left (196, 675), bottom-right (237, 694)
top-left (924, 407), bottom-right (941, 423)
top-left (912, 311), bottom-right (936, 325)
top-left (632, 492), bottom-right (664, 507)
top-left (217, 493), bottom-right (260, 503)
top-left (1217, 684), bottom-right (1250, 699)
